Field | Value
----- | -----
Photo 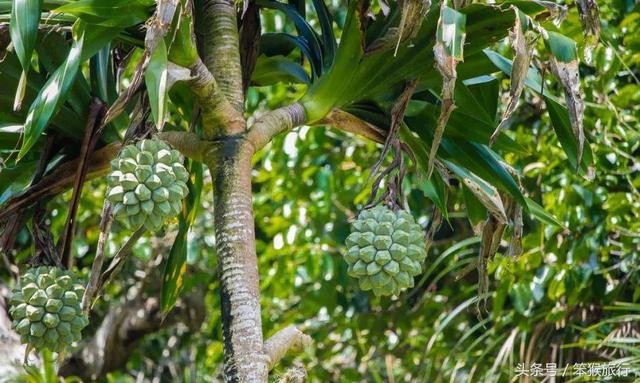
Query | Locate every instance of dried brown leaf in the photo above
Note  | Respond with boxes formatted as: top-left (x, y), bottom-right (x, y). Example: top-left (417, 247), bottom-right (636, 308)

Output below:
top-left (490, 11), bottom-right (532, 145)
top-left (550, 57), bottom-right (585, 168)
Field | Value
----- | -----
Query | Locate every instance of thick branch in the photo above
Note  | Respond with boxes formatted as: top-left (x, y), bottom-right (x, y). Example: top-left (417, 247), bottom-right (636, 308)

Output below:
top-left (247, 103), bottom-right (307, 150)
top-left (189, 59), bottom-right (245, 138)
top-left (264, 326), bottom-right (312, 371)
top-left (207, 139), bottom-right (269, 381)
top-left (202, 0), bottom-right (245, 113)
top-left (157, 130), bottom-right (211, 163)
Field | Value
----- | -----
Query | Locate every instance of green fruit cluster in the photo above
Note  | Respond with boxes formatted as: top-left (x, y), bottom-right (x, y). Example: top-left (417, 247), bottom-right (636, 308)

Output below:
top-left (9, 266), bottom-right (88, 352)
top-left (344, 206), bottom-right (427, 296)
top-left (107, 139), bottom-right (189, 231)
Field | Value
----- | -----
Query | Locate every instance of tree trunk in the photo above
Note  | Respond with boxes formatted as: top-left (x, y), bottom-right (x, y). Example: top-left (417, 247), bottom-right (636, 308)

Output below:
top-left (207, 138), bottom-right (268, 382)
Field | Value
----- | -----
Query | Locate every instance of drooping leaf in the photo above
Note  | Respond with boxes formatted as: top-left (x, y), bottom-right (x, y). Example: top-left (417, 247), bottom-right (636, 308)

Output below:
top-left (161, 160), bottom-right (203, 314)
top-left (252, 55), bottom-right (311, 85)
top-left (302, 3), bottom-right (515, 123)
top-left (444, 160), bottom-right (507, 224)
top-left (545, 31), bottom-right (578, 63)
top-left (483, 49), bottom-right (594, 175)
top-left (462, 185), bottom-right (486, 234)
top-left (90, 44), bottom-right (116, 103)
top-left (546, 32), bottom-right (586, 170)
top-left (52, 0), bottom-right (154, 27)
top-left (404, 114), bottom-right (525, 207)
top-left (9, 0), bottom-right (42, 110)
top-left (311, 0), bottom-right (336, 70)
top-left (301, 0), bottom-right (364, 121)
top-left (256, 0), bottom-right (324, 77)
top-left (545, 95), bottom-right (593, 179)
top-left (37, 32), bottom-right (91, 119)
top-left (490, 8), bottom-right (531, 145)
top-left (576, 0), bottom-right (600, 62)
top-left (366, 0), bottom-right (431, 56)
top-left (0, 50), bottom-right (85, 138)
top-left (166, 0), bottom-right (198, 68)
top-left (18, 22), bottom-right (85, 160)
top-left (400, 123), bottom-right (449, 220)
top-left (145, 38), bottom-right (169, 130)
top-left (428, 4), bottom-right (466, 178)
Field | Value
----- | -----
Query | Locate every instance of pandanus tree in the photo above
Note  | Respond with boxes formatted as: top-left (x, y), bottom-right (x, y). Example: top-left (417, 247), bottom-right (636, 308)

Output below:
top-left (0, 0), bottom-right (600, 381)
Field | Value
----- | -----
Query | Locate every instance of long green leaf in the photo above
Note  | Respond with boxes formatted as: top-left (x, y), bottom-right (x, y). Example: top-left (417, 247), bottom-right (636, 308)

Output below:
top-left (161, 160), bottom-right (203, 314)
top-left (437, 6), bottom-right (466, 60)
top-left (90, 44), bottom-right (116, 103)
top-left (311, 0), bottom-right (336, 70)
top-left (462, 185), bottom-right (487, 231)
top-left (545, 31), bottom-right (578, 63)
top-left (483, 49), bottom-right (594, 173)
top-left (256, 0), bottom-right (324, 77)
top-left (400, 124), bottom-right (449, 220)
top-left (166, 1), bottom-right (197, 68)
top-left (301, 0), bottom-right (363, 121)
top-left (444, 160), bottom-right (507, 223)
top-left (252, 55), bottom-right (311, 85)
top-left (52, 0), bottom-right (154, 27)
top-left (145, 38), bottom-right (169, 130)
top-left (18, 22), bottom-right (85, 160)
top-left (10, 0), bottom-right (42, 109)
top-left (524, 197), bottom-right (564, 228)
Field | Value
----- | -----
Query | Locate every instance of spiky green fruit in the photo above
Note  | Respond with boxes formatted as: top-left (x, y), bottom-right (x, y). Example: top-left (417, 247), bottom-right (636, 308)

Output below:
top-left (9, 266), bottom-right (88, 352)
top-left (344, 206), bottom-right (426, 296)
top-left (107, 138), bottom-right (189, 231)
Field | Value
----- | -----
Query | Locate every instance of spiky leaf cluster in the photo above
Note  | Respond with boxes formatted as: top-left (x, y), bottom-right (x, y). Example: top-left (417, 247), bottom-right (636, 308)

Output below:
top-left (107, 139), bottom-right (189, 231)
top-left (344, 206), bottom-right (427, 296)
top-left (9, 266), bottom-right (88, 352)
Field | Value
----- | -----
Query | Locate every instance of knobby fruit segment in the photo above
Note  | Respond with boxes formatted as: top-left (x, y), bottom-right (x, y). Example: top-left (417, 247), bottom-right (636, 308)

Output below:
top-left (345, 206), bottom-right (427, 296)
top-left (9, 266), bottom-right (89, 352)
top-left (107, 138), bottom-right (189, 231)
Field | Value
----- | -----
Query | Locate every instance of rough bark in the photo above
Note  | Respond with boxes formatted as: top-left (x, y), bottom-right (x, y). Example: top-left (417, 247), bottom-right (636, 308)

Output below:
top-left (203, 0), bottom-right (245, 113)
top-left (207, 139), bottom-right (270, 382)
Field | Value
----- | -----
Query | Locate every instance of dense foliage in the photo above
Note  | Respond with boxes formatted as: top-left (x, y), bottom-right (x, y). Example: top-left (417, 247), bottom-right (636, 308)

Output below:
top-left (0, 0), bottom-right (638, 382)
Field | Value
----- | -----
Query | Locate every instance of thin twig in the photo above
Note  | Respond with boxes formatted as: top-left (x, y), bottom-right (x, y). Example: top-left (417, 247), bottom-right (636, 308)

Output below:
top-left (92, 226), bottom-right (146, 308)
top-left (59, 99), bottom-right (107, 267)
top-left (82, 201), bottom-right (114, 314)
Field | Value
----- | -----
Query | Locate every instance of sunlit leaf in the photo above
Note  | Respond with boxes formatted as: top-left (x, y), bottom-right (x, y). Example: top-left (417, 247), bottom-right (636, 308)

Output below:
top-left (18, 22), bottom-right (85, 160)
top-left (161, 160), bottom-right (203, 314)
top-left (52, 0), bottom-right (154, 27)
top-left (145, 38), bottom-right (169, 130)
top-left (9, 0), bottom-right (42, 110)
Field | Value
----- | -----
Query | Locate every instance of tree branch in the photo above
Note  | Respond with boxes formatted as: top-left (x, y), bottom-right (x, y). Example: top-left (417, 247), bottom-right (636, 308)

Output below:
top-left (0, 143), bottom-right (121, 221)
top-left (264, 325), bottom-right (312, 371)
top-left (247, 103), bottom-right (307, 150)
top-left (202, 0), bottom-right (245, 113)
top-left (157, 130), bottom-right (212, 163)
top-left (189, 58), bottom-right (245, 138)
top-left (82, 201), bottom-right (113, 314)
